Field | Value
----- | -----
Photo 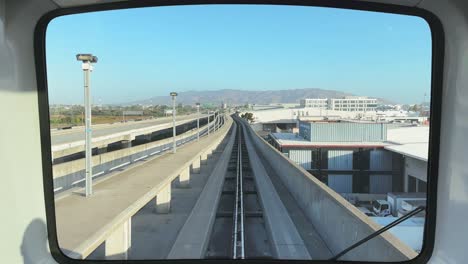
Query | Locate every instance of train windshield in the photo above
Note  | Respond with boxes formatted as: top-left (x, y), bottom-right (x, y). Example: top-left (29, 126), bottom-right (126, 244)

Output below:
top-left (45, 4), bottom-right (432, 262)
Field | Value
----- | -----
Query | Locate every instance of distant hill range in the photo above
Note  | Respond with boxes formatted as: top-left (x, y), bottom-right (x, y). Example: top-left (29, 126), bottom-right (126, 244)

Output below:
top-left (126, 88), bottom-right (390, 106)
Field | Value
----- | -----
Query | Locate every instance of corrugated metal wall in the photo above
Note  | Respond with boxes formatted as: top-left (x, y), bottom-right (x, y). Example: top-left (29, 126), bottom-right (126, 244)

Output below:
top-left (369, 150), bottom-right (393, 194)
top-left (328, 175), bottom-right (353, 193)
top-left (289, 150), bottom-right (312, 170)
top-left (328, 150), bottom-right (353, 170)
top-left (328, 150), bottom-right (353, 193)
top-left (370, 150), bottom-right (392, 171)
top-left (370, 175), bottom-right (393, 194)
top-left (309, 123), bottom-right (387, 142)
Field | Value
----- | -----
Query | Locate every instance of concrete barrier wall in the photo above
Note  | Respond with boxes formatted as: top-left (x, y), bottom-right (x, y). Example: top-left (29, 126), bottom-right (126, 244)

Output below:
top-left (241, 120), bottom-right (417, 261)
top-left (53, 117), bottom-right (225, 193)
top-left (51, 116), bottom-right (211, 159)
top-left (70, 115), bottom-right (233, 259)
top-left (168, 121), bottom-right (237, 259)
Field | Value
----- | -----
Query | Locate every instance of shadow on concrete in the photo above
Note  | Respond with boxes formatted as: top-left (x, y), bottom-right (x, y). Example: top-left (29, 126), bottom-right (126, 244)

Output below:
top-left (71, 191), bottom-right (86, 197)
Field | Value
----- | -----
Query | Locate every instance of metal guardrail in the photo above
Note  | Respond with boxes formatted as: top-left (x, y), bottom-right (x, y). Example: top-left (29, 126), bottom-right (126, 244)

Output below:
top-left (66, 115), bottom-right (232, 259)
top-left (54, 117), bottom-right (225, 194)
top-left (52, 116), bottom-right (208, 151)
top-left (330, 206), bottom-right (426, 261)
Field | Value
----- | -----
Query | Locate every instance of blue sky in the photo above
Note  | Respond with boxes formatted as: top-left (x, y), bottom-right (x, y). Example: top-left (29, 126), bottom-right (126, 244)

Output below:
top-left (46, 4), bottom-right (432, 104)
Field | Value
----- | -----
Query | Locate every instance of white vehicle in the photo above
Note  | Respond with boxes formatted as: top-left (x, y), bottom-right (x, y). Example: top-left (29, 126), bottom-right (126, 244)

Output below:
top-left (387, 192), bottom-right (426, 217)
top-left (372, 193), bottom-right (426, 217)
top-left (372, 200), bottom-right (392, 217)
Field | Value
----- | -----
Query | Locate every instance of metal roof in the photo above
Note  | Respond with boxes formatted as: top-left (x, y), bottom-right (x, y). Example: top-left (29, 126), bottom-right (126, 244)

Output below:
top-left (385, 126), bottom-right (429, 162)
top-left (384, 143), bottom-right (428, 162)
top-left (270, 133), bottom-right (388, 148)
top-left (263, 119), bottom-right (297, 124)
top-left (270, 125), bottom-right (430, 162)
top-left (387, 126), bottom-right (429, 144)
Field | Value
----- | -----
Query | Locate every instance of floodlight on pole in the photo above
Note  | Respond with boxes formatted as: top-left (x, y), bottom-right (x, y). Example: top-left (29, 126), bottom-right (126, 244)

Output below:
top-left (76, 53), bottom-right (98, 197)
top-left (170, 92), bottom-right (178, 153)
top-left (196, 103), bottom-right (200, 141)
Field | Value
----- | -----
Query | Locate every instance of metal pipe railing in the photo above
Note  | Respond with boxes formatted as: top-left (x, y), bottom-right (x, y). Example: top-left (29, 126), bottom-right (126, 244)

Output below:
top-left (329, 206), bottom-right (426, 261)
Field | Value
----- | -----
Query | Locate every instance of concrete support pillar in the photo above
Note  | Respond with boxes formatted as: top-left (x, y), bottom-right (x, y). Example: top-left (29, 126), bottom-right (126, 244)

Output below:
top-left (156, 183), bottom-right (171, 213)
top-left (200, 152), bottom-right (209, 165)
top-left (191, 158), bottom-right (201, 174)
top-left (105, 218), bottom-right (131, 260)
top-left (178, 167), bottom-right (190, 188)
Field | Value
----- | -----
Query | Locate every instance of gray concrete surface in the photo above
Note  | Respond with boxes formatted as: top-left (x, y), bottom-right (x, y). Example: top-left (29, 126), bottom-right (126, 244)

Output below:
top-left (167, 123), bottom-right (237, 259)
top-left (254, 142), bottom-right (333, 259)
top-left (240, 119), bottom-right (417, 261)
top-left (87, 137), bottom-right (230, 260)
top-left (54, 117), bottom-right (232, 259)
top-left (241, 124), bottom-right (311, 260)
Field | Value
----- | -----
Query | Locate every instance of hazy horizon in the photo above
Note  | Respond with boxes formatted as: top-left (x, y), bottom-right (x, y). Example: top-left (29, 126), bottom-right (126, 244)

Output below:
top-left (49, 87), bottom-right (427, 106)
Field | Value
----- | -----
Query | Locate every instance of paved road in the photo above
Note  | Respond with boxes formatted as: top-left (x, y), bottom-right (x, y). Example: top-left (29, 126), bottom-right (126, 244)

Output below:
top-left (51, 114), bottom-right (206, 146)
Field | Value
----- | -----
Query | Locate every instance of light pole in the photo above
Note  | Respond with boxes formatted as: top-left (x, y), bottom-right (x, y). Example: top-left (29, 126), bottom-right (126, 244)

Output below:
top-left (76, 53), bottom-right (98, 197)
top-left (196, 103), bottom-right (200, 141)
top-left (170, 92), bottom-right (178, 153)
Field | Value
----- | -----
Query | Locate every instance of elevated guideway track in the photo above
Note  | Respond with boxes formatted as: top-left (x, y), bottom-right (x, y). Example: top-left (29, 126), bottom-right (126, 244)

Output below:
top-left (168, 115), bottom-right (415, 261)
top-left (170, 116), bottom-right (311, 259)
top-left (54, 114), bottom-right (414, 262)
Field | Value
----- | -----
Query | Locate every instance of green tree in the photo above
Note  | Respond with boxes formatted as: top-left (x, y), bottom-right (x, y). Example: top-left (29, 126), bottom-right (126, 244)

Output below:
top-left (408, 104), bottom-right (421, 112)
top-left (241, 112), bottom-right (254, 123)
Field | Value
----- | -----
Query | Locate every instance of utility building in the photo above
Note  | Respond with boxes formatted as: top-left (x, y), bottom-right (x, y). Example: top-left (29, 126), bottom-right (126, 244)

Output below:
top-left (268, 120), bottom-right (408, 195)
top-left (298, 121), bottom-right (387, 142)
